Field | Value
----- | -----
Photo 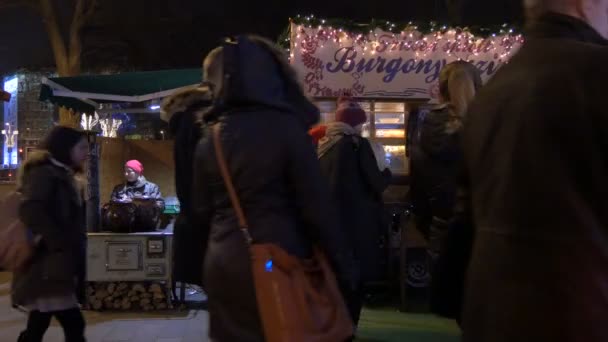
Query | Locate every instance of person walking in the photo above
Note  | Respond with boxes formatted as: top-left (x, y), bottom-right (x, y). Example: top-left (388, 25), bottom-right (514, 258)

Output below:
top-left (13, 126), bottom-right (89, 342)
top-left (407, 61), bottom-right (482, 323)
top-left (317, 96), bottom-right (391, 326)
top-left (193, 35), bottom-right (353, 342)
top-left (161, 84), bottom-right (213, 287)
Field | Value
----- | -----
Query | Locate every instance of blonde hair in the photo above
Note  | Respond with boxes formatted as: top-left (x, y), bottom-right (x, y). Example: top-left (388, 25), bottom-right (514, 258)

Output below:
top-left (438, 61), bottom-right (482, 132)
top-left (523, 0), bottom-right (592, 19)
top-left (203, 46), bottom-right (224, 89)
top-left (524, 0), bottom-right (554, 18)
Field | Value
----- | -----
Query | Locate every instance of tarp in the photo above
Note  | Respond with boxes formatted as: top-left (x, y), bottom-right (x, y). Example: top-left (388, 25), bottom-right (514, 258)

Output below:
top-left (39, 69), bottom-right (202, 112)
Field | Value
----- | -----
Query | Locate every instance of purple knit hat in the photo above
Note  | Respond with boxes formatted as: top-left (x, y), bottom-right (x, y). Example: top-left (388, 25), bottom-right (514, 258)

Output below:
top-left (335, 96), bottom-right (367, 128)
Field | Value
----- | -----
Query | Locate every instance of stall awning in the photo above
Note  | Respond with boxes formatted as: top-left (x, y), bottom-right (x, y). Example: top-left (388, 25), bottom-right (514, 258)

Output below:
top-left (40, 69), bottom-right (202, 112)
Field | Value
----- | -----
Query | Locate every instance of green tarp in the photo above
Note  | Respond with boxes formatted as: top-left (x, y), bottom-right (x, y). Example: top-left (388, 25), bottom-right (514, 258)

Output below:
top-left (39, 68), bottom-right (202, 112)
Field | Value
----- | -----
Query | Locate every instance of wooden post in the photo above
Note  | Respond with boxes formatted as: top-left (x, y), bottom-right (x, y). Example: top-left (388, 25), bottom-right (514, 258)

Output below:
top-left (85, 130), bottom-right (100, 232)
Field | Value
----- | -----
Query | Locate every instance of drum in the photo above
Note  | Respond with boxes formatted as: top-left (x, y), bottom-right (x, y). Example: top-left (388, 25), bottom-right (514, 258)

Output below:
top-left (101, 201), bottom-right (137, 233)
top-left (132, 197), bottom-right (162, 232)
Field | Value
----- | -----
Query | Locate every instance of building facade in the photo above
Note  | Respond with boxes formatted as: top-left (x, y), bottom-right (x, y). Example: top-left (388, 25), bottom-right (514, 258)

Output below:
top-left (2, 71), bottom-right (56, 171)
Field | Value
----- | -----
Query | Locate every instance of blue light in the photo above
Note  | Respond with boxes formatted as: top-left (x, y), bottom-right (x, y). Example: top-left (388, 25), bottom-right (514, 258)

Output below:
top-left (3, 76), bottom-right (18, 94)
top-left (265, 259), bottom-right (273, 272)
top-left (10, 150), bottom-right (17, 166)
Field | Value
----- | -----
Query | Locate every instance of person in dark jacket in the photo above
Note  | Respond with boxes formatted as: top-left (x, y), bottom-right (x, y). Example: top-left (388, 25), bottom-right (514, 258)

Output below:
top-left (193, 35), bottom-right (353, 342)
top-left (110, 159), bottom-right (164, 211)
top-left (317, 96), bottom-right (391, 326)
top-left (415, 61), bottom-right (482, 323)
top-left (459, 1), bottom-right (608, 341)
top-left (161, 85), bottom-right (212, 287)
top-left (13, 126), bottom-right (89, 342)
top-left (406, 106), bottom-right (435, 239)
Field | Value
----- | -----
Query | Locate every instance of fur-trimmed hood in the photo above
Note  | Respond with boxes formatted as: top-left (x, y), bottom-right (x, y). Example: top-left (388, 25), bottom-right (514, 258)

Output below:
top-left (17, 150), bottom-right (52, 188)
top-left (160, 85), bottom-right (213, 123)
top-left (17, 150), bottom-right (84, 200)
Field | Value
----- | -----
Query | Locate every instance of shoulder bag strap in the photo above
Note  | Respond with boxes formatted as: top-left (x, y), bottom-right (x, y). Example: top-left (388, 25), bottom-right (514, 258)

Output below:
top-left (212, 124), bottom-right (253, 244)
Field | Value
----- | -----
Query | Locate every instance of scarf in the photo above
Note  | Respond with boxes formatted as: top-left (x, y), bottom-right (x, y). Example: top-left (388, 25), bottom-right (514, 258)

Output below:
top-left (317, 122), bottom-right (359, 159)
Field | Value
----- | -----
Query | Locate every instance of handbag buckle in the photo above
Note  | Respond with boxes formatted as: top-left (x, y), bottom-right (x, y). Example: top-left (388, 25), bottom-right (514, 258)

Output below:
top-left (240, 228), bottom-right (253, 244)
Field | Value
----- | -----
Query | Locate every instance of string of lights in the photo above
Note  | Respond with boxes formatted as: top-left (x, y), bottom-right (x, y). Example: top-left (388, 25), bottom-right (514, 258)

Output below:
top-left (280, 15), bottom-right (524, 62)
top-left (279, 14), bottom-right (521, 47)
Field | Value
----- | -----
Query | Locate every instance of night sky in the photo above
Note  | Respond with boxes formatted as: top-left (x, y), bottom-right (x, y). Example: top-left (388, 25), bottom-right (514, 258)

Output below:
top-left (0, 0), bottom-right (524, 75)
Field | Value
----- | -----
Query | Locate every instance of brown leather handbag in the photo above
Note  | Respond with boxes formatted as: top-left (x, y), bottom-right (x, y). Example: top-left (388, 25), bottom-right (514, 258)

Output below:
top-left (0, 191), bottom-right (35, 272)
top-left (212, 124), bottom-right (354, 342)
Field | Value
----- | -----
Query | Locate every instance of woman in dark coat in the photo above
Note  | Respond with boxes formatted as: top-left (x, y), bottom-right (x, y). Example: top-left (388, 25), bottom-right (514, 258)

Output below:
top-left (161, 85), bottom-right (212, 286)
top-left (193, 35), bottom-right (352, 342)
top-left (317, 97), bottom-right (391, 326)
top-left (13, 126), bottom-right (89, 342)
top-left (411, 61), bottom-right (482, 323)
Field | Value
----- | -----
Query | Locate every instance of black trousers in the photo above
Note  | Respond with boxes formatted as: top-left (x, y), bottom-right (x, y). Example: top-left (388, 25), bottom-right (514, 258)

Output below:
top-left (340, 283), bottom-right (364, 342)
top-left (18, 308), bottom-right (86, 342)
top-left (340, 283), bottom-right (364, 326)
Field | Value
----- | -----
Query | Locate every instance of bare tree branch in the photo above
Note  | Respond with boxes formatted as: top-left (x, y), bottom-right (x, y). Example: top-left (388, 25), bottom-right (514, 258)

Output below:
top-left (39, 0), bottom-right (69, 75)
top-left (71, 0), bottom-right (97, 31)
top-left (68, 0), bottom-right (98, 75)
top-left (2, 0), bottom-right (97, 77)
top-left (84, 0), bottom-right (98, 21)
top-left (71, 0), bottom-right (86, 30)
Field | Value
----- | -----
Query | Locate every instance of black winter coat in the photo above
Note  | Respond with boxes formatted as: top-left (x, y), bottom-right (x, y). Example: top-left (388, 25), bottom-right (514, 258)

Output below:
top-left (318, 132), bottom-right (391, 283)
top-left (460, 13), bottom-right (608, 341)
top-left (192, 36), bottom-right (349, 342)
top-left (110, 177), bottom-right (162, 202)
top-left (410, 105), bottom-right (461, 221)
top-left (12, 152), bottom-right (86, 306)
top-left (409, 105), bottom-right (466, 321)
top-left (162, 86), bottom-right (212, 286)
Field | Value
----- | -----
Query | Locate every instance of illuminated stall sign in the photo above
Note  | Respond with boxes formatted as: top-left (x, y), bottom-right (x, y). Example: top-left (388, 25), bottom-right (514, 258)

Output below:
top-left (290, 23), bottom-right (523, 99)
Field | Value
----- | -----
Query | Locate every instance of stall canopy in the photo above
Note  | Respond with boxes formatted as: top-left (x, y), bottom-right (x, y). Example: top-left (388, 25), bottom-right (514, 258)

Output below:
top-left (39, 68), bottom-right (202, 113)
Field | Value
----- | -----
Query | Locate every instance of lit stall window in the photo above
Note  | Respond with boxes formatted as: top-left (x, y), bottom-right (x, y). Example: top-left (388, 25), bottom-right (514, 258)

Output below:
top-left (314, 99), bottom-right (410, 176)
top-left (359, 101), bottom-right (372, 138)
top-left (372, 101), bottom-right (409, 175)
top-left (374, 102), bottom-right (406, 138)
top-left (383, 145), bottom-right (408, 174)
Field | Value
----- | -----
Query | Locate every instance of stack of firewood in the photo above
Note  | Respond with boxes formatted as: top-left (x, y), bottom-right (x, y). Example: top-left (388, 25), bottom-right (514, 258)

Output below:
top-left (85, 282), bottom-right (171, 311)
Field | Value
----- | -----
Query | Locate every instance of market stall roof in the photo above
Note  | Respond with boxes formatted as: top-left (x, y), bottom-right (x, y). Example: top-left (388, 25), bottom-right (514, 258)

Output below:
top-left (39, 68), bottom-right (202, 113)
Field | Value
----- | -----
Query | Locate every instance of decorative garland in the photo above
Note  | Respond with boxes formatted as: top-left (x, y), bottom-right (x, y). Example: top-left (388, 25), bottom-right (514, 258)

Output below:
top-left (278, 14), bottom-right (521, 49)
top-left (283, 15), bottom-right (524, 98)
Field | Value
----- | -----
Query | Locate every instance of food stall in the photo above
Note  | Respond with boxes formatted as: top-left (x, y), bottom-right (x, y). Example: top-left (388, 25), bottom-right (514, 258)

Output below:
top-left (39, 69), bottom-right (201, 310)
top-left (287, 15), bottom-right (523, 310)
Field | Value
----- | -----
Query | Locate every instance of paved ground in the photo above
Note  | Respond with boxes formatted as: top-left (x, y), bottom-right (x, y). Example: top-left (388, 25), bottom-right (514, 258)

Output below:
top-left (0, 272), bottom-right (209, 342)
top-left (0, 272), bottom-right (460, 342)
